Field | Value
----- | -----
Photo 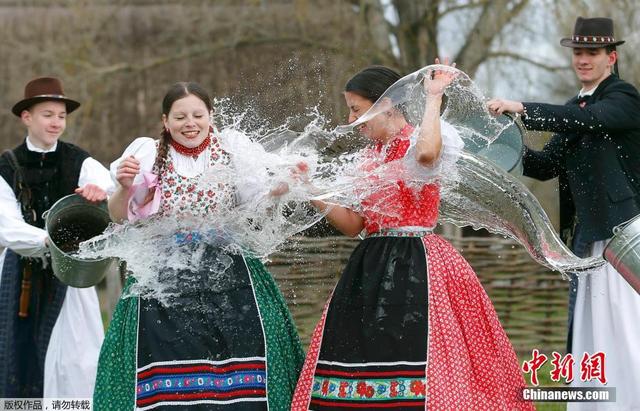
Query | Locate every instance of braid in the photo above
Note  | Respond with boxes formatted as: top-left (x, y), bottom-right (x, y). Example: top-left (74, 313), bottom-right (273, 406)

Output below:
top-left (153, 128), bottom-right (171, 175)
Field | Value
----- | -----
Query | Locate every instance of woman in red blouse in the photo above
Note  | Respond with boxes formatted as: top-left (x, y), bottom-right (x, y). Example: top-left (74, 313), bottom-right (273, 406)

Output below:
top-left (291, 64), bottom-right (532, 411)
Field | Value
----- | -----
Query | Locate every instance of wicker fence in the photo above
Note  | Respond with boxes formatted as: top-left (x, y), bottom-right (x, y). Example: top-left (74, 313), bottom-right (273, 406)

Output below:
top-left (267, 234), bottom-right (570, 355)
top-left (96, 233), bottom-right (570, 355)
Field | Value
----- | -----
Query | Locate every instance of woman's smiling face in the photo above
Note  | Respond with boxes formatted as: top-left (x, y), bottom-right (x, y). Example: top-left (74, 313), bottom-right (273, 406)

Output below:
top-left (162, 94), bottom-right (210, 148)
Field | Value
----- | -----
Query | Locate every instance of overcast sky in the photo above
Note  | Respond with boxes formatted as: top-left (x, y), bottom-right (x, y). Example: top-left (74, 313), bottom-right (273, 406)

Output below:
top-left (381, 0), bottom-right (577, 102)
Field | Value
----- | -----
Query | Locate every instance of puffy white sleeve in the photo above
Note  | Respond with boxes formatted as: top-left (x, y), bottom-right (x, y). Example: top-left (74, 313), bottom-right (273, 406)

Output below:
top-left (110, 137), bottom-right (157, 182)
top-left (405, 119), bottom-right (464, 178)
top-left (0, 177), bottom-right (47, 258)
top-left (110, 137), bottom-right (157, 202)
top-left (440, 120), bottom-right (465, 156)
top-left (218, 130), bottom-right (271, 206)
top-left (78, 157), bottom-right (117, 194)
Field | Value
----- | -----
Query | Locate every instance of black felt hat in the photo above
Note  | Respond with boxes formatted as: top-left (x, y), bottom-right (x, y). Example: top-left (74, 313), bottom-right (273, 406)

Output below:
top-left (560, 17), bottom-right (625, 48)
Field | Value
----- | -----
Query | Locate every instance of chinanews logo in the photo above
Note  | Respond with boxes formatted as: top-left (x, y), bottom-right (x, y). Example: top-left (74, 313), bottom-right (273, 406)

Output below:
top-left (521, 349), bottom-right (616, 403)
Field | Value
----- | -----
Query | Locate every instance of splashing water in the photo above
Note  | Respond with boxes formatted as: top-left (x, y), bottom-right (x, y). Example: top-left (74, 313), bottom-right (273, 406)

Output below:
top-left (332, 64), bottom-right (605, 273)
top-left (79, 65), bottom-right (605, 305)
top-left (79, 106), bottom-right (345, 304)
top-left (336, 64), bottom-right (511, 148)
top-left (439, 152), bottom-right (605, 273)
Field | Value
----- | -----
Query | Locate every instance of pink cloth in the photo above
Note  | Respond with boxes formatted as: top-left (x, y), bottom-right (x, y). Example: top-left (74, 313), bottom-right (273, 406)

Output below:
top-left (127, 172), bottom-right (161, 222)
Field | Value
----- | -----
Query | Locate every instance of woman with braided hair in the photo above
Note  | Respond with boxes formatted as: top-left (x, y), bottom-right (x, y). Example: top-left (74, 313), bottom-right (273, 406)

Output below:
top-left (93, 82), bottom-right (304, 410)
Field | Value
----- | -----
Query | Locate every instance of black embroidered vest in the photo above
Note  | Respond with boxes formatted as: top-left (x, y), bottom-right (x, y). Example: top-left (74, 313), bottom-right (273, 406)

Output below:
top-left (0, 140), bottom-right (90, 398)
top-left (0, 140), bottom-right (89, 228)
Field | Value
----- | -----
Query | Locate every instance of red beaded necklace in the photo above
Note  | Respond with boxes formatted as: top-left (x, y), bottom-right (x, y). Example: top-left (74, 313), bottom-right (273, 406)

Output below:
top-left (169, 134), bottom-right (211, 159)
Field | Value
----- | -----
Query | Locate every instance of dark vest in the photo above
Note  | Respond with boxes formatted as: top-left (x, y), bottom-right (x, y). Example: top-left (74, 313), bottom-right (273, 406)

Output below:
top-left (0, 140), bottom-right (89, 227)
top-left (0, 139), bottom-right (89, 398)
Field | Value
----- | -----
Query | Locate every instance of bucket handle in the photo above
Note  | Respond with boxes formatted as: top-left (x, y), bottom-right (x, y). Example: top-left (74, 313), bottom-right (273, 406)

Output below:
top-left (613, 216), bottom-right (638, 236)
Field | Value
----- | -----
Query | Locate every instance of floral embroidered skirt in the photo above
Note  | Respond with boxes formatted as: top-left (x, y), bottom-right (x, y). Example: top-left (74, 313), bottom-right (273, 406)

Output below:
top-left (291, 234), bottom-right (533, 410)
top-left (93, 249), bottom-right (304, 410)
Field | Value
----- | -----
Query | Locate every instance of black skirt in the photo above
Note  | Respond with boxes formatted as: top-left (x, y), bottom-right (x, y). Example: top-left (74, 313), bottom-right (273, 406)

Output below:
top-left (313, 236), bottom-right (429, 410)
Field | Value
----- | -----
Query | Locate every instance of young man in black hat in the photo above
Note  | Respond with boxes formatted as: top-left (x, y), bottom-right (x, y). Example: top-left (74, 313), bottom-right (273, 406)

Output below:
top-left (488, 17), bottom-right (640, 409)
top-left (0, 77), bottom-right (114, 399)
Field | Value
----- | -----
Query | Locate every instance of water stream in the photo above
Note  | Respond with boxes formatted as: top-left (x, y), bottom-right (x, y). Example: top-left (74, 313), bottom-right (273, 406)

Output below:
top-left (79, 64), bottom-right (604, 306)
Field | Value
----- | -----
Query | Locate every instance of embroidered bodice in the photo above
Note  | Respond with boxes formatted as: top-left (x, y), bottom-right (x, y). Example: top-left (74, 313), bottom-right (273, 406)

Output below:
top-left (158, 136), bottom-right (234, 216)
top-left (361, 126), bottom-right (440, 234)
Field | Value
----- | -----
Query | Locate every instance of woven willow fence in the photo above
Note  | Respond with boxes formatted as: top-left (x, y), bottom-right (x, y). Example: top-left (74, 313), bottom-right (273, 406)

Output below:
top-left (267, 235), bottom-right (570, 355)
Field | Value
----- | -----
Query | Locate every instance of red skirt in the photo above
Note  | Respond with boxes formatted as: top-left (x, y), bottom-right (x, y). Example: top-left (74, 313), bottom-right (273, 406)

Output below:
top-left (291, 233), bottom-right (534, 410)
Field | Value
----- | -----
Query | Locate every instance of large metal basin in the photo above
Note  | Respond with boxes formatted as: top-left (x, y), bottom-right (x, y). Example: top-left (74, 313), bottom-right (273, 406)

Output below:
top-left (44, 194), bottom-right (119, 288)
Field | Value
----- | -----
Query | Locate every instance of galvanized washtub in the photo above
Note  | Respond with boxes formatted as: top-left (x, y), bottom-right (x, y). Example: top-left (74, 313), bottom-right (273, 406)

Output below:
top-left (44, 194), bottom-right (119, 288)
top-left (604, 214), bottom-right (640, 295)
top-left (462, 113), bottom-right (525, 175)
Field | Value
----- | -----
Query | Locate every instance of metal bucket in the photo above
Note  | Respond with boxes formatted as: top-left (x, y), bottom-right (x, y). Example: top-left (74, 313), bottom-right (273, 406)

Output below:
top-left (43, 194), bottom-right (119, 288)
top-left (603, 214), bottom-right (640, 295)
top-left (461, 113), bottom-right (525, 175)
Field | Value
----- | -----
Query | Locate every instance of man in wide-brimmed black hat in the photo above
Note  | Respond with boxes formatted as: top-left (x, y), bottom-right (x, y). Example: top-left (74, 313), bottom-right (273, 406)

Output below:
top-left (0, 77), bottom-right (114, 398)
top-left (488, 17), bottom-right (640, 409)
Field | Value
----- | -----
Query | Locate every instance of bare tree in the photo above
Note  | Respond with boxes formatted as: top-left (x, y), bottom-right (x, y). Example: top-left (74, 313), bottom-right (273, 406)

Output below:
top-left (1, 0), bottom-right (637, 166)
top-left (343, 0), bottom-right (537, 77)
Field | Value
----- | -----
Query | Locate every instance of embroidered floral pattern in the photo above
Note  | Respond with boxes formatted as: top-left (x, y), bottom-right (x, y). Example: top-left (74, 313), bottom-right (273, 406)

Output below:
top-left (311, 376), bottom-right (426, 403)
top-left (135, 360), bottom-right (267, 408)
top-left (159, 136), bottom-right (234, 216)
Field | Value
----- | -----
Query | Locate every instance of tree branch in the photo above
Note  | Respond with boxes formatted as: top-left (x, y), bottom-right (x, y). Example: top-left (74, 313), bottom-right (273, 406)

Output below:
top-left (454, 0), bottom-right (530, 77)
top-left (487, 51), bottom-right (571, 72)
top-left (63, 36), bottom-right (350, 77)
top-left (438, 0), bottom-right (491, 18)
